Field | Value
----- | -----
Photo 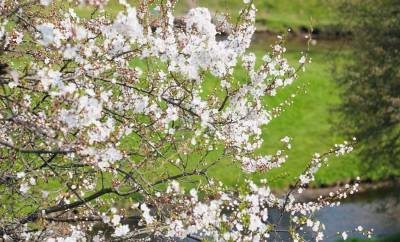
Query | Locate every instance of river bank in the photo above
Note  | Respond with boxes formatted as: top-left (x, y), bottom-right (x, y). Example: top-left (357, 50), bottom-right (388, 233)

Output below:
top-left (282, 178), bottom-right (400, 202)
top-left (268, 180), bottom-right (400, 241)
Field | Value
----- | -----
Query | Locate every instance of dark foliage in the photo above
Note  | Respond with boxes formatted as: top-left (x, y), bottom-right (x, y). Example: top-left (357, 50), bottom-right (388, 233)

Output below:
top-left (336, 0), bottom-right (400, 177)
top-left (0, 63), bottom-right (8, 75)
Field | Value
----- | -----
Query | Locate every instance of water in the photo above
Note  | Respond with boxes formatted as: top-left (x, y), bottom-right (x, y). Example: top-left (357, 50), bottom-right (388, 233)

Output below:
top-left (270, 184), bottom-right (400, 241)
top-left (263, 185), bottom-right (400, 242)
top-left (315, 184), bottom-right (400, 241)
top-left (183, 184), bottom-right (400, 242)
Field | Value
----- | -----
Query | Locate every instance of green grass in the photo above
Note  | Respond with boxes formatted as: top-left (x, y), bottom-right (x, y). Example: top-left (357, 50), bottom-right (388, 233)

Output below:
top-left (205, 41), bottom-right (362, 188)
top-left (79, 0), bottom-right (337, 32)
top-left (336, 234), bottom-right (400, 242)
top-left (176, 0), bottom-right (337, 32)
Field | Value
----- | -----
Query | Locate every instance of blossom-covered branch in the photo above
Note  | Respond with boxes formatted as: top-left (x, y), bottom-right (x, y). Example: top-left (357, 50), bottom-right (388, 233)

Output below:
top-left (0, 0), bottom-right (368, 241)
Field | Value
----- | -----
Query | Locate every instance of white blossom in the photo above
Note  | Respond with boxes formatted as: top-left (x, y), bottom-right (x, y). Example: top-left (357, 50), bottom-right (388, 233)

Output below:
top-left (342, 231), bottom-right (348, 240)
top-left (113, 225), bottom-right (130, 237)
top-left (40, 0), bottom-right (52, 6)
top-left (19, 183), bottom-right (30, 194)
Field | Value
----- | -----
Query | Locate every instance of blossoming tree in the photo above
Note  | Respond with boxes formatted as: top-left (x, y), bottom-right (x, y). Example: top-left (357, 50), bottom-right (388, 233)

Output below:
top-left (0, 0), bottom-right (370, 241)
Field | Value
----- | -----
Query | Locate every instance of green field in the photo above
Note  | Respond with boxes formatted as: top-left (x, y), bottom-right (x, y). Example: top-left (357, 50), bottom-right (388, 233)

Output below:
top-left (202, 40), bottom-right (364, 188)
top-left (337, 234), bottom-right (400, 242)
top-left (80, 0), bottom-right (336, 32)
top-left (176, 0), bottom-right (337, 32)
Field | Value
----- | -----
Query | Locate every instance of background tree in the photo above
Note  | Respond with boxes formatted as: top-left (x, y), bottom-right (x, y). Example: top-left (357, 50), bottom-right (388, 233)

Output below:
top-left (335, 0), bottom-right (400, 178)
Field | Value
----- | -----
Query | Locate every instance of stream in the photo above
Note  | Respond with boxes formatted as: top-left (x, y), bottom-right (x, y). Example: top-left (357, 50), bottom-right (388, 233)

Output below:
top-left (265, 184), bottom-right (400, 241)
top-left (183, 184), bottom-right (400, 242)
top-left (314, 184), bottom-right (400, 241)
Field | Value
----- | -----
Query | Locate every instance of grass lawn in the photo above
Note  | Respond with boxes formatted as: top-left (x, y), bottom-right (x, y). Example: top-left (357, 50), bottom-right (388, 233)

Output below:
top-left (206, 40), bottom-right (362, 188)
top-left (336, 234), bottom-right (400, 242)
top-left (176, 0), bottom-right (337, 32)
top-left (78, 0), bottom-right (337, 32)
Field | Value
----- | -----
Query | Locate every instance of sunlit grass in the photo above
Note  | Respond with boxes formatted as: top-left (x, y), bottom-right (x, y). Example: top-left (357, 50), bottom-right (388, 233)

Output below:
top-left (205, 41), bottom-right (361, 188)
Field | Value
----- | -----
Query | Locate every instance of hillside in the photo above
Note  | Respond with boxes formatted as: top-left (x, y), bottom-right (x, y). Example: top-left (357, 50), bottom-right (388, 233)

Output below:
top-left (176, 0), bottom-right (338, 33)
